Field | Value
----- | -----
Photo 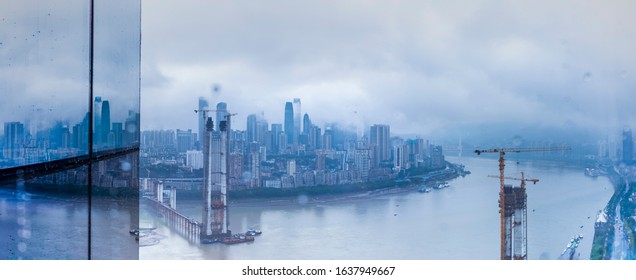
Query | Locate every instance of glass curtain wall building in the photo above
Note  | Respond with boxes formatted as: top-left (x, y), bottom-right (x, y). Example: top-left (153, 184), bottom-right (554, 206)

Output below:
top-left (0, 0), bottom-right (141, 259)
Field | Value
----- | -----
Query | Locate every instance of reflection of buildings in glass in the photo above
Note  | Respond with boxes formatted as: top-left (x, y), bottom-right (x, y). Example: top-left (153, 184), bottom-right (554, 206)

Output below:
top-left (1, 0), bottom-right (140, 259)
top-left (1, 97), bottom-right (139, 168)
top-left (100, 100), bottom-right (111, 144)
top-left (94, 96), bottom-right (103, 141)
top-left (124, 110), bottom-right (140, 146)
top-left (3, 121), bottom-right (25, 160)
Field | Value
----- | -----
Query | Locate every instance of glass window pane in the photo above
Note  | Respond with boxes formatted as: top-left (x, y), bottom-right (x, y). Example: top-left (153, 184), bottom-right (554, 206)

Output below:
top-left (92, 0), bottom-right (141, 152)
top-left (90, 152), bottom-right (139, 259)
top-left (0, 167), bottom-right (89, 259)
top-left (0, 1), bottom-right (90, 168)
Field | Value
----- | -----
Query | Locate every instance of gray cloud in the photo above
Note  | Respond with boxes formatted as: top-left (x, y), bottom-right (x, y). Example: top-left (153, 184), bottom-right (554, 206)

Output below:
top-left (141, 0), bottom-right (636, 143)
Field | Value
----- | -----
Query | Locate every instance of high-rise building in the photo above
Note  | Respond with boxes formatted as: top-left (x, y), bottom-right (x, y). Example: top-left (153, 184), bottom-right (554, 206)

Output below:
top-left (623, 127), bottom-right (633, 164)
top-left (246, 113), bottom-right (268, 145)
top-left (198, 97), bottom-right (209, 148)
top-left (247, 114), bottom-right (258, 144)
top-left (309, 125), bottom-right (322, 150)
top-left (111, 122), bottom-right (123, 147)
top-left (393, 142), bottom-right (407, 171)
top-left (316, 151), bottom-right (326, 171)
top-left (369, 124), bottom-right (390, 167)
top-left (293, 98), bottom-right (301, 141)
top-left (354, 149), bottom-right (370, 180)
top-left (287, 159), bottom-right (296, 176)
top-left (216, 102), bottom-right (228, 132)
top-left (323, 128), bottom-right (333, 150)
top-left (407, 138), bottom-right (425, 167)
top-left (284, 102), bottom-right (294, 146)
top-left (270, 123), bottom-right (283, 154)
top-left (250, 151), bottom-right (261, 188)
top-left (186, 150), bottom-right (203, 169)
top-left (101, 100), bottom-right (111, 145)
top-left (302, 113), bottom-right (312, 135)
top-left (94, 96), bottom-right (102, 139)
top-left (3, 121), bottom-right (25, 160)
top-left (176, 129), bottom-right (194, 153)
top-left (430, 145), bottom-right (445, 169)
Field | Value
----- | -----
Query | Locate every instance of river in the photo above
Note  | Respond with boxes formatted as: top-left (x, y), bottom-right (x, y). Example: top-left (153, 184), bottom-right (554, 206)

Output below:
top-left (139, 156), bottom-right (613, 260)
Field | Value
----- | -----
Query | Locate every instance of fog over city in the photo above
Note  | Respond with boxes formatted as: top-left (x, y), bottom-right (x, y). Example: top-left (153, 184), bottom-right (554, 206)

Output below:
top-left (3, 1), bottom-right (635, 144)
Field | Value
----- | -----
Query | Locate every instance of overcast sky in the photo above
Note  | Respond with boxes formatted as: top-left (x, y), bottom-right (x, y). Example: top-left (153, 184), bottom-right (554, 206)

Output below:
top-left (141, 1), bottom-right (636, 141)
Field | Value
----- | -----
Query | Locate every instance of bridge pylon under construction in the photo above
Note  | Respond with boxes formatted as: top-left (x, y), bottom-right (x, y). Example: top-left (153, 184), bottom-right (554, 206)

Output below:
top-left (200, 110), bottom-right (232, 242)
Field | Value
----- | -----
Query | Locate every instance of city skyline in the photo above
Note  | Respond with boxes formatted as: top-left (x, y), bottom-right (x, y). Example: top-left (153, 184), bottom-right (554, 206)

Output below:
top-left (0, 96), bottom-right (140, 168)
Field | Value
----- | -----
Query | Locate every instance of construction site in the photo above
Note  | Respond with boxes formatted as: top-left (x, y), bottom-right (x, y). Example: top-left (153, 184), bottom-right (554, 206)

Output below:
top-left (476, 147), bottom-right (570, 260)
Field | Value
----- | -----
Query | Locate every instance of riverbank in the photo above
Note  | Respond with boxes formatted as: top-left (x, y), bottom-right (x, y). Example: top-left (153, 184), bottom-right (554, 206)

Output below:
top-left (170, 162), bottom-right (466, 207)
top-left (589, 165), bottom-right (634, 260)
top-left (226, 183), bottom-right (424, 207)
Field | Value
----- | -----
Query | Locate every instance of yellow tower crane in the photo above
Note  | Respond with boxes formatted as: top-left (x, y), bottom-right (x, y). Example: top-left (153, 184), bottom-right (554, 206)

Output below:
top-left (488, 172), bottom-right (539, 260)
top-left (475, 146), bottom-right (570, 260)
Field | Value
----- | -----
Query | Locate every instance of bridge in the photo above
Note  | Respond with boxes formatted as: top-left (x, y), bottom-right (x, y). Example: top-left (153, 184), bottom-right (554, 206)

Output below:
top-left (142, 180), bottom-right (201, 243)
top-left (143, 196), bottom-right (201, 243)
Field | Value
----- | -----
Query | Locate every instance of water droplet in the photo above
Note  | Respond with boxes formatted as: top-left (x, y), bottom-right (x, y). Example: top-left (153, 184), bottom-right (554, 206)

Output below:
top-left (126, 123), bottom-right (137, 133)
top-left (619, 70), bottom-right (627, 78)
top-left (120, 161), bottom-right (132, 171)
top-left (17, 242), bottom-right (27, 252)
top-left (19, 229), bottom-right (31, 239)
top-left (16, 217), bottom-right (26, 226)
top-left (297, 194), bottom-right (308, 205)
top-left (583, 72), bottom-right (592, 82)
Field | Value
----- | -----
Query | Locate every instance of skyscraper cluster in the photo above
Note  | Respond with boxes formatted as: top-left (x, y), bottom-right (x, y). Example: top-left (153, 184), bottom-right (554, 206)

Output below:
top-left (141, 96), bottom-right (446, 191)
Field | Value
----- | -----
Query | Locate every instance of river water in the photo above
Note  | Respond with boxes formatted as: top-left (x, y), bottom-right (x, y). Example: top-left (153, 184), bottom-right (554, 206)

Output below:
top-left (139, 156), bottom-right (613, 260)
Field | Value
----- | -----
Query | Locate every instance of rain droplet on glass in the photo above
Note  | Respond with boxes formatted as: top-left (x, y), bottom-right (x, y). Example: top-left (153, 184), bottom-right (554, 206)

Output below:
top-left (17, 242), bottom-right (27, 252)
top-left (120, 161), bottom-right (132, 171)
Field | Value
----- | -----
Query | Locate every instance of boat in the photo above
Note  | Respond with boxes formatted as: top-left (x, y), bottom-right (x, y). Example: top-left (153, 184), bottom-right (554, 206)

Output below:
top-left (434, 182), bottom-right (450, 189)
top-left (129, 227), bottom-right (157, 236)
top-left (201, 238), bottom-right (221, 244)
top-left (584, 168), bottom-right (600, 177)
top-left (223, 234), bottom-right (255, 244)
top-left (246, 229), bottom-right (262, 236)
top-left (559, 234), bottom-right (584, 260)
top-left (418, 185), bottom-right (431, 193)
